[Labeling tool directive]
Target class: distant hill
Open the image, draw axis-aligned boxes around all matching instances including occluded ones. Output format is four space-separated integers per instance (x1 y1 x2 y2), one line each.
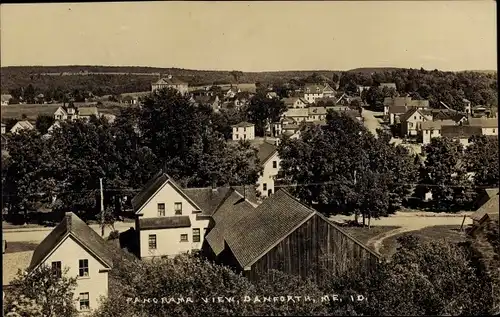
347 67 403 74
0 65 340 94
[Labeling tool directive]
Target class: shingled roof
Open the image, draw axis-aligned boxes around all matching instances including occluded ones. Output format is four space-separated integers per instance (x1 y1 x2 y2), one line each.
232 121 254 128
466 118 498 129
205 189 256 256
256 141 278 166
441 125 483 138
153 76 187 85
421 120 457 130
28 212 113 272
470 190 499 221
139 216 191 230
183 187 233 216
223 189 315 268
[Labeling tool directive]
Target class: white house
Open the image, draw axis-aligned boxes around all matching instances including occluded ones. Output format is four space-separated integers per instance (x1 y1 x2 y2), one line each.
10 120 34 134
303 83 335 104
308 107 328 122
131 172 260 259
399 108 433 137
284 108 309 123
1 94 12 106
47 121 62 134
151 75 189 95
54 105 99 121
224 87 241 99
282 97 308 109
255 141 281 197
28 212 113 314
231 122 255 141
466 118 498 136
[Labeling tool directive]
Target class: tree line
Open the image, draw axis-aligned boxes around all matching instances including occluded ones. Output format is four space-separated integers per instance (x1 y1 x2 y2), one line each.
277 111 498 223
340 68 497 111
2 88 272 224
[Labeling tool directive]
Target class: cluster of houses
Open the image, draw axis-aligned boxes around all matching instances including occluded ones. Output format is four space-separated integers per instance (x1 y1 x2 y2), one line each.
384 96 498 146
6 168 498 314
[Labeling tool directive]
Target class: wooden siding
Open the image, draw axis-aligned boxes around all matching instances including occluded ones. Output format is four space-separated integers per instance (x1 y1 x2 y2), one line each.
244 214 380 282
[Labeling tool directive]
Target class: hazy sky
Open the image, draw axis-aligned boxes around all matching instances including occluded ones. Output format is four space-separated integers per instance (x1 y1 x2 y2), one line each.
1 1 497 71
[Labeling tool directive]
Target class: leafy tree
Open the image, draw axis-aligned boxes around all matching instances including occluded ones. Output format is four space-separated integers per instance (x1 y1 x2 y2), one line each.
277 112 417 224
4 294 44 317
464 135 499 187
325 236 495 316
3 118 18 132
7 265 78 317
35 115 55 135
93 253 257 317
253 270 328 316
139 88 258 187
247 93 286 136
3 130 53 221
417 137 476 211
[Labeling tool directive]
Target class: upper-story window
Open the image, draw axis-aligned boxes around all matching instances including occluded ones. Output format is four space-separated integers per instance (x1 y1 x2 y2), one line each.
272 161 277 168
174 202 182 215
78 259 89 277
157 203 165 216
51 261 62 278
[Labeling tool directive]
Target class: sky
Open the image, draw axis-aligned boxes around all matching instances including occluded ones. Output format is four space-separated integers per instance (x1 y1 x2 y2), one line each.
0 1 497 72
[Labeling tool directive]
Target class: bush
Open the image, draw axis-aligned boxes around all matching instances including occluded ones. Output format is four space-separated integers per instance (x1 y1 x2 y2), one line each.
108 230 120 240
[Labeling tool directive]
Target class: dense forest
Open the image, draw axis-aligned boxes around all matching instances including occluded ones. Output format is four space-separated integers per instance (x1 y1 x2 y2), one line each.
0 66 338 95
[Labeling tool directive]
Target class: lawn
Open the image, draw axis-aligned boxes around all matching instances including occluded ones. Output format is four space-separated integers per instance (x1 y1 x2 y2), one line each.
1 102 125 121
379 225 466 258
342 226 400 245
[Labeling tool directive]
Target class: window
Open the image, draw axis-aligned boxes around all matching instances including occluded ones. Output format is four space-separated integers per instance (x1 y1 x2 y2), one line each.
180 234 188 242
193 228 201 242
493 129 496 133
51 261 62 278
157 203 165 216
263 183 267 191
425 130 429 134
79 293 90 311
414 116 416 120
244 127 246 132
174 202 182 215
272 161 277 169
244 134 247 139
78 259 89 277
148 234 157 250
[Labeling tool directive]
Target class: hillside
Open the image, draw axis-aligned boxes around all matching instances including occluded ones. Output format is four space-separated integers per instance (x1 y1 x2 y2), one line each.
347 67 403 74
0 66 340 94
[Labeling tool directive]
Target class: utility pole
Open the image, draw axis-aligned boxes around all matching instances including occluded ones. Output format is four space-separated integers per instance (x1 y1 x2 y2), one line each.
353 170 358 224
100 178 104 237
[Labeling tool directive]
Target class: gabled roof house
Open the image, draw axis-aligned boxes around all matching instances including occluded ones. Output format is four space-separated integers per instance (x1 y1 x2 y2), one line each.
28 212 112 313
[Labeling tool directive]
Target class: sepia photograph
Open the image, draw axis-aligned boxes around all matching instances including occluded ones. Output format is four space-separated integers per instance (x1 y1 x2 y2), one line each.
1 1 498 316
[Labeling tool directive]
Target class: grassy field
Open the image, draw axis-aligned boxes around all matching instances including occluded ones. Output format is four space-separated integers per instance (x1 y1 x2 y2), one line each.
379 225 466 257
1 102 125 121
342 226 400 245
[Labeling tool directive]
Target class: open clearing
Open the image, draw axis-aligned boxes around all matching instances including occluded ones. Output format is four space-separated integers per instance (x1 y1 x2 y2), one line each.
379 225 466 257
342 226 400 246
1 102 125 121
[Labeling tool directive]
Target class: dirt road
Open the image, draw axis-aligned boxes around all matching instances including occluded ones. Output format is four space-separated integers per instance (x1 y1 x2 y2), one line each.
331 211 472 253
